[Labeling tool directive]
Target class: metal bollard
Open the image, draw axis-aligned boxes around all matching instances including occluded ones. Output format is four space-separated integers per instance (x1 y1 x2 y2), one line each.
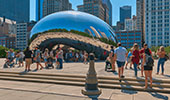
82 53 101 96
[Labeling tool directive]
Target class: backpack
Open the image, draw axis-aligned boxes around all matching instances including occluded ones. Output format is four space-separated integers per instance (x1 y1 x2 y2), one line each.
145 54 154 67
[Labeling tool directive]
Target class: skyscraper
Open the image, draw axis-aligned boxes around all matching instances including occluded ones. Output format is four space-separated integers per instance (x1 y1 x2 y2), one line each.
43 0 72 17
136 0 145 44
102 0 112 26
36 0 44 21
145 0 170 47
77 0 112 25
0 0 30 23
120 6 131 23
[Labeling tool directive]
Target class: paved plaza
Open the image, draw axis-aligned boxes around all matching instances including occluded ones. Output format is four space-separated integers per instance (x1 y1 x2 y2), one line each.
0 58 170 100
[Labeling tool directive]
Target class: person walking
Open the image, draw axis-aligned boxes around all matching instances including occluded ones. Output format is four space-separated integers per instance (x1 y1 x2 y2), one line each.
110 46 116 72
125 48 133 69
114 43 128 82
18 50 25 67
24 47 32 72
57 48 63 69
43 48 49 67
142 48 154 89
139 43 151 77
34 47 43 70
157 46 166 75
132 43 140 77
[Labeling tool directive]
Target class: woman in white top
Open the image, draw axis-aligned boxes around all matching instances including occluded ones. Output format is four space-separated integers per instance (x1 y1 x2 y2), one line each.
43 48 49 67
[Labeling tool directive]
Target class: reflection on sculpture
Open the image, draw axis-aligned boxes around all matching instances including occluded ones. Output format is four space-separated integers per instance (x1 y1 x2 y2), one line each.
30 11 117 42
29 11 117 57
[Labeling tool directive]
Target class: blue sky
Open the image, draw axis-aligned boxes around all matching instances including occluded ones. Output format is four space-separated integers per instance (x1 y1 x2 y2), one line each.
30 0 136 25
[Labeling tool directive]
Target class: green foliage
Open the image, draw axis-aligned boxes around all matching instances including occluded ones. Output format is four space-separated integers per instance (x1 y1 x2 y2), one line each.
0 46 9 58
29 29 116 46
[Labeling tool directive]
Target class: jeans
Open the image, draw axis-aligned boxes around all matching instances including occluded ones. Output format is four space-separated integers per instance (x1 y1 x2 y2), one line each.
58 58 63 69
157 58 165 73
134 63 138 76
16 58 19 64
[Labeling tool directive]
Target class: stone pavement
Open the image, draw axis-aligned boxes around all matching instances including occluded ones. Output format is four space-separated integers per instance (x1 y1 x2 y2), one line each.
0 58 170 100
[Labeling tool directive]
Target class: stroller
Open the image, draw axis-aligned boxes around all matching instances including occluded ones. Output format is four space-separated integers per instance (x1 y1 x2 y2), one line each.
3 57 15 68
105 60 112 71
46 57 54 69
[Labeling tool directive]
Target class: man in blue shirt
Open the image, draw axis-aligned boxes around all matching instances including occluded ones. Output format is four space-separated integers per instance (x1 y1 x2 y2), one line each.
114 43 128 82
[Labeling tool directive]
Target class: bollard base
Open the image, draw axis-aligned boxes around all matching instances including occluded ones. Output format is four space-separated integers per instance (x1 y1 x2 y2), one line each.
81 89 102 96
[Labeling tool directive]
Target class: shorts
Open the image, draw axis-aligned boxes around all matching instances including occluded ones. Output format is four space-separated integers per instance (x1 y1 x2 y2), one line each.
116 61 125 68
36 58 41 63
127 58 131 63
44 58 47 62
109 57 114 64
19 58 23 63
144 66 153 71
25 58 32 65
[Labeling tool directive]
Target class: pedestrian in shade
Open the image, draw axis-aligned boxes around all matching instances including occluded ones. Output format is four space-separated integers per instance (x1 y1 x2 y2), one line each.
24 47 32 72
34 47 43 70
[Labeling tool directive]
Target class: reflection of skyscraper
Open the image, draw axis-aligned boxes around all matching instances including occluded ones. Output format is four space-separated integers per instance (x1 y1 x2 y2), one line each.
120 6 131 23
36 0 44 21
0 0 30 23
43 0 72 17
77 0 112 25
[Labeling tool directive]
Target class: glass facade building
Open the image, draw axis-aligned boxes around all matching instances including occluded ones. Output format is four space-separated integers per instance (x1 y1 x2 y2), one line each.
115 30 142 48
145 0 170 47
120 6 131 23
0 0 30 23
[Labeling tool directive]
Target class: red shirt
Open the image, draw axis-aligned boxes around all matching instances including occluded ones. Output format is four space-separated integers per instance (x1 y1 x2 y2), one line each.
132 50 140 64
140 48 152 58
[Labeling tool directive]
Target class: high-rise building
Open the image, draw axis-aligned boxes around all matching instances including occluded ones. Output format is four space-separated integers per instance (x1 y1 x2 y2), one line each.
36 0 44 21
16 21 36 50
102 0 112 26
0 0 30 23
145 0 170 47
136 0 145 44
120 6 131 23
125 15 138 31
0 17 16 35
77 0 109 25
43 0 72 17
115 30 142 48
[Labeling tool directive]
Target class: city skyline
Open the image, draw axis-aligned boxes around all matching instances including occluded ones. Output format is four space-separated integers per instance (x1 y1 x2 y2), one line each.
30 0 136 25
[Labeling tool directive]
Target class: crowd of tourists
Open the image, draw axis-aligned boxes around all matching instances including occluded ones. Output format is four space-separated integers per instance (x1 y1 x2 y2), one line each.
4 42 170 89
4 47 89 71
105 43 170 89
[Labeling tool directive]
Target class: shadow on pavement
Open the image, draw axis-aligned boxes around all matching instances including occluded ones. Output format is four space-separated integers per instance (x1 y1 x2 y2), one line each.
120 80 138 95
0 87 108 100
148 92 169 100
164 74 170 78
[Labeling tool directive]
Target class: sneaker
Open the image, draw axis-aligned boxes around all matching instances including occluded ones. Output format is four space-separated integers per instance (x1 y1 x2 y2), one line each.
121 75 125 78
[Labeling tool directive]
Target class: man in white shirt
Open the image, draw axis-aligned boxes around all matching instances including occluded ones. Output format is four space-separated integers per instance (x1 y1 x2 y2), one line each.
114 43 128 82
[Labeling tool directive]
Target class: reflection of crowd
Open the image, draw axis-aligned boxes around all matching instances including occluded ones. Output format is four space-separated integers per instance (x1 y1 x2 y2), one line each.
64 50 88 64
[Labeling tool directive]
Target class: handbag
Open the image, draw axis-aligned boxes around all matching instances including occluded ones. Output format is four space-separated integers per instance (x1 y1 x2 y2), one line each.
165 54 169 61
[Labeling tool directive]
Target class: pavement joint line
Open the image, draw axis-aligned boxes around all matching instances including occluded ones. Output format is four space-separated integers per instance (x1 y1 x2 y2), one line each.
0 77 170 94
1 74 170 89
1 71 170 83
